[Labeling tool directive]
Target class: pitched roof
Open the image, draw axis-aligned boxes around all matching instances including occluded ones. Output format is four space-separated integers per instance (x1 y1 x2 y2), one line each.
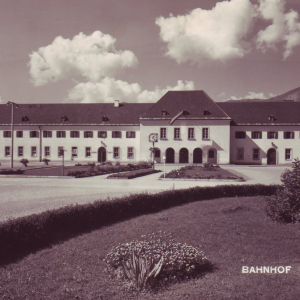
140 91 230 120
217 101 300 125
0 103 153 126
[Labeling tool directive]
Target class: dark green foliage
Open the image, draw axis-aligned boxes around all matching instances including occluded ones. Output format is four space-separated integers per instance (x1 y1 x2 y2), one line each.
266 159 300 223
20 158 29 167
107 169 160 179
0 184 278 266
0 169 24 175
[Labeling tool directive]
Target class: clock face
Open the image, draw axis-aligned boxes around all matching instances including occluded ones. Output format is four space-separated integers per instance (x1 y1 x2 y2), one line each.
149 133 158 142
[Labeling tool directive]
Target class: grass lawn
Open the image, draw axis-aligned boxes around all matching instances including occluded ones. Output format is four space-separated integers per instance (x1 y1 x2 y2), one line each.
162 165 243 180
107 168 161 179
0 196 299 300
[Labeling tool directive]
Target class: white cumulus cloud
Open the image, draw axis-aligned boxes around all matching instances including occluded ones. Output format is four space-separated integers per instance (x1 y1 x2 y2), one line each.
29 31 138 86
228 91 276 100
66 78 194 103
256 0 300 59
155 0 255 64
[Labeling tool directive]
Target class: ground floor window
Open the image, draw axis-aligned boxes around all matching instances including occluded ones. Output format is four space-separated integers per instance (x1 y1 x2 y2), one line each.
58 147 64 157
127 147 134 159
86 147 91 157
113 147 120 158
285 149 292 160
18 146 23 157
72 147 78 158
31 146 37 157
44 146 50 157
253 148 259 160
5 146 10 157
237 148 244 160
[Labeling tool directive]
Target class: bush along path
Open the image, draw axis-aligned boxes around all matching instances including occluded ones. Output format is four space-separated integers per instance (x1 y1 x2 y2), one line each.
107 168 161 179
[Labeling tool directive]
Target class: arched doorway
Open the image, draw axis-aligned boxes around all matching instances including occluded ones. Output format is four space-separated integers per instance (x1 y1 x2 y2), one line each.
193 148 202 163
154 148 161 163
98 147 106 163
166 148 175 163
267 148 276 165
179 148 189 163
207 148 217 164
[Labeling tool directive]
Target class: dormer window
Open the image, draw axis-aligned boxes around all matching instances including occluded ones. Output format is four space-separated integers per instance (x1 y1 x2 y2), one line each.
102 115 109 121
22 116 29 122
203 109 210 116
161 110 168 116
268 115 276 121
61 115 68 122
182 110 189 116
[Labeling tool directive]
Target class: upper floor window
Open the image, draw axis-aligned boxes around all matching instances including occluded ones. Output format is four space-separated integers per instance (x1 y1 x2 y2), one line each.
126 131 136 138
202 128 209 139
30 131 39 138
188 128 194 139
98 131 107 138
235 131 246 139
112 131 122 138
174 128 180 139
3 131 11 138
84 131 93 138
284 132 294 139
43 131 52 138
16 131 23 138
70 131 80 138
251 131 262 139
267 132 278 139
56 131 66 138
160 128 167 139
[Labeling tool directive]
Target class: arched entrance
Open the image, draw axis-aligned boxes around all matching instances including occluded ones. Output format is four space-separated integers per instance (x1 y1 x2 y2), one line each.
267 148 276 165
207 148 217 164
154 148 161 163
193 148 202 163
98 147 106 163
179 148 189 163
166 148 175 163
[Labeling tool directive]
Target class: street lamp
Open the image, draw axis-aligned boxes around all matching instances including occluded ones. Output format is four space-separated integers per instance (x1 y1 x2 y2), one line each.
163 155 166 178
6 101 19 168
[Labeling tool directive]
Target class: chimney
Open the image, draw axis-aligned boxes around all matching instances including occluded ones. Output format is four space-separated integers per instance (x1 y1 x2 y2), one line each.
114 100 120 107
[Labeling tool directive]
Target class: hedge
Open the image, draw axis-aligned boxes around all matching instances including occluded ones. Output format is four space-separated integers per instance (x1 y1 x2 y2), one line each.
107 169 160 179
0 184 280 266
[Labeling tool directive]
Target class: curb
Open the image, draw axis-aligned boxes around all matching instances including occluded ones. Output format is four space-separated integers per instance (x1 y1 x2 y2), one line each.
0 175 73 179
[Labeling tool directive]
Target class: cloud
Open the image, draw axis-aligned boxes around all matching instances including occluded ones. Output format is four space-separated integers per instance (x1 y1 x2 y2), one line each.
155 0 255 64
0 96 2 104
228 91 276 100
66 78 194 103
256 0 300 59
29 31 138 86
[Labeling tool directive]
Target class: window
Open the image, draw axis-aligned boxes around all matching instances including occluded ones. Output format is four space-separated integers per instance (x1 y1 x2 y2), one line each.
70 131 80 138
44 146 50 157
251 131 262 139
5 146 10 157
267 132 278 139
235 131 246 139
284 132 294 139
174 128 180 139
18 146 23 157
43 131 52 138
253 148 260 160
16 131 23 138
56 131 66 138
98 131 107 138
58 147 64 157
112 131 122 138
128 147 134 159
285 149 292 160
126 131 136 138
188 128 194 139
85 147 91 157
31 146 37 157
202 128 209 139
113 147 120 158
71 147 78 158
237 148 244 160
160 128 167 139
30 131 39 138
84 131 93 138
3 131 11 138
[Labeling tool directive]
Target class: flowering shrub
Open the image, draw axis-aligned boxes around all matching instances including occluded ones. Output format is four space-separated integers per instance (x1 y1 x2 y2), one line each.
266 159 300 223
104 232 210 289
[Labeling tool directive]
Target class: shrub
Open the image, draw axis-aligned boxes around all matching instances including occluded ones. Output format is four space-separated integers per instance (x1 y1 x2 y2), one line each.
42 158 50 165
104 232 209 289
20 158 29 167
115 161 121 167
266 159 300 223
107 169 160 179
0 169 24 175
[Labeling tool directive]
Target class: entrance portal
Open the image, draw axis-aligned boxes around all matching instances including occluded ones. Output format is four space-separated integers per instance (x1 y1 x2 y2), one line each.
207 148 217 164
179 148 189 163
193 148 202 163
98 147 106 163
166 148 175 163
267 148 276 165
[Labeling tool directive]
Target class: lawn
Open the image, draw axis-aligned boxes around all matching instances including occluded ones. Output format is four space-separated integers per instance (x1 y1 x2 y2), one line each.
161 164 244 180
0 196 299 299
107 168 161 179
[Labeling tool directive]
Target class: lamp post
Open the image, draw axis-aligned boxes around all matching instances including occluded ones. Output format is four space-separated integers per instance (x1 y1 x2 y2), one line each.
6 101 19 168
163 155 166 178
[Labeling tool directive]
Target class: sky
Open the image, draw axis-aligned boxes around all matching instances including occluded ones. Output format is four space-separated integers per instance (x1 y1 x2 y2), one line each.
0 0 300 104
